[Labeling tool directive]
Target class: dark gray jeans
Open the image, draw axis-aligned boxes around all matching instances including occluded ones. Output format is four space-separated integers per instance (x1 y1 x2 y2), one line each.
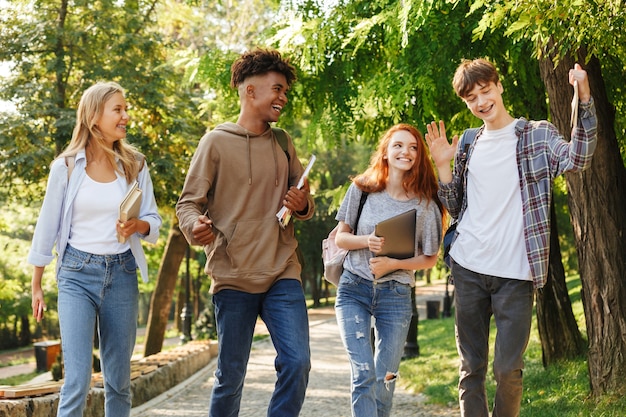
451 259 534 417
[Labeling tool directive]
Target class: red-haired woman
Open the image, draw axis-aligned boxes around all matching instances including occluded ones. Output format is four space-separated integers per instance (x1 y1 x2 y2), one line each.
334 123 445 417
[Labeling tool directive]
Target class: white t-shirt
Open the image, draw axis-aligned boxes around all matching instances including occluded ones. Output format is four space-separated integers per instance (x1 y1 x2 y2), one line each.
450 120 531 281
69 174 130 255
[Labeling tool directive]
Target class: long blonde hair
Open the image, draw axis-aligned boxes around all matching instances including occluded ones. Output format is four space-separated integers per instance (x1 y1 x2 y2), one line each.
59 81 142 183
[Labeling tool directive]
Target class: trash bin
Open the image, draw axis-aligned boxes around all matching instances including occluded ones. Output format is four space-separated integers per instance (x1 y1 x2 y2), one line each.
426 300 441 319
34 340 61 372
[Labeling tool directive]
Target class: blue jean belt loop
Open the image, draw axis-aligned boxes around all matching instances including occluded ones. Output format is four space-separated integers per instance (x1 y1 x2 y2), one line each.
66 245 131 264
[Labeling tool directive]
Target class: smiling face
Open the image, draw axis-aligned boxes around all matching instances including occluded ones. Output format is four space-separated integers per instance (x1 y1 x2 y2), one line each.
461 81 510 130
385 129 418 174
96 92 129 146
245 71 289 124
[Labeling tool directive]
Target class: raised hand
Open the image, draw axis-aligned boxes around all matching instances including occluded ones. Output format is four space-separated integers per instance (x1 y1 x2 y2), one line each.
569 63 591 104
425 120 458 183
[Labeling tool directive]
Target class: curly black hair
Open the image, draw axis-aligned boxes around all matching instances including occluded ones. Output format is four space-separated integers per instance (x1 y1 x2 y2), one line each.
230 48 297 88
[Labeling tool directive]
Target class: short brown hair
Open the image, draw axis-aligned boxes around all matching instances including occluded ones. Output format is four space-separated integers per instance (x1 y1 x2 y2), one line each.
230 48 297 88
452 58 500 98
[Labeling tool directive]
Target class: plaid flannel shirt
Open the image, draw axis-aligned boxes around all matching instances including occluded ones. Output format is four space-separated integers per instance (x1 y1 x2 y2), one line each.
439 99 597 289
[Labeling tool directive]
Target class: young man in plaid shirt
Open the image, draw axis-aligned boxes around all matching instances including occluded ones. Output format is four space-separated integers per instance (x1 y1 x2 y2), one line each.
426 58 597 417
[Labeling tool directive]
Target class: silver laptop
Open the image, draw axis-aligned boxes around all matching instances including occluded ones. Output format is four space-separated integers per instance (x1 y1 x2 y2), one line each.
374 209 416 259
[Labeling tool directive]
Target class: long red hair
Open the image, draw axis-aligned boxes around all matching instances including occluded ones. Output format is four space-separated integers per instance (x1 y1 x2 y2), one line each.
353 123 447 224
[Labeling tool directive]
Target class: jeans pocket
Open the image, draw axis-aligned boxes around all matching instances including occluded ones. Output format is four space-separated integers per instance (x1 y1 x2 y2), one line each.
393 283 411 297
340 271 361 287
60 252 86 272
122 256 138 274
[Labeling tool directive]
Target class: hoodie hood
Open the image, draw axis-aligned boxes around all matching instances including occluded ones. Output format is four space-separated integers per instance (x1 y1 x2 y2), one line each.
213 122 281 186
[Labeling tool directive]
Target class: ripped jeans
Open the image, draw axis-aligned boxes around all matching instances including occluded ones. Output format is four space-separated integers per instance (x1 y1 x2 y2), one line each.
335 270 413 417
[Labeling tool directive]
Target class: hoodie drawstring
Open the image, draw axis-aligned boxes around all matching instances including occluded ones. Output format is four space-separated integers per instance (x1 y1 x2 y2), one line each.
245 129 280 187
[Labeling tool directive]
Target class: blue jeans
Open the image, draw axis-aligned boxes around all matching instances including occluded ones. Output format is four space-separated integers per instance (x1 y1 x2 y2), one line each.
335 271 413 417
452 260 534 417
209 279 310 417
56 245 139 417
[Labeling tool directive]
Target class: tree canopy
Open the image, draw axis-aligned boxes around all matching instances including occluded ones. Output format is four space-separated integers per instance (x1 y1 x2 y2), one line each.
0 0 205 207
2 0 626 399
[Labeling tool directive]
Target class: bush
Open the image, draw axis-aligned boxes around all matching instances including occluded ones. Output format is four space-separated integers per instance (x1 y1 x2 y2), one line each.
194 301 216 340
51 352 63 381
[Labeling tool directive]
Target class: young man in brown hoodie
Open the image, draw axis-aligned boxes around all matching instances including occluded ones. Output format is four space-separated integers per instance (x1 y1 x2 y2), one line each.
176 48 314 417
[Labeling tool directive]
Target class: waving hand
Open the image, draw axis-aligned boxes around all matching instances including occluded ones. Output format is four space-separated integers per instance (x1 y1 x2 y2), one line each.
425 120 458 184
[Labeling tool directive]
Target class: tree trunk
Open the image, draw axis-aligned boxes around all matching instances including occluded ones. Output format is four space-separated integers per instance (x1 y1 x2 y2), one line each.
19 315 31 347
143 218 187 356
307 263 321 308
535 199 585 367
539 45 626 396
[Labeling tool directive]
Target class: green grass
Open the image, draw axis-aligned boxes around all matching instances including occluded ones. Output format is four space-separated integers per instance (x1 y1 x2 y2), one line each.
253 334 270 343
400 276 626 416
399 313 459 407
0 348 33 368
0 371 39 386
134 326 180 347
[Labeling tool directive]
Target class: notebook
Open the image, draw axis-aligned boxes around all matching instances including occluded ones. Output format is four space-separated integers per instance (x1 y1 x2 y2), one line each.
374 209 416 259
118 181 142 243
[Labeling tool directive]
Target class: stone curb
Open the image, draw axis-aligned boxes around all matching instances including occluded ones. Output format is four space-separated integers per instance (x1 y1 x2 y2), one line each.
0 340 218 417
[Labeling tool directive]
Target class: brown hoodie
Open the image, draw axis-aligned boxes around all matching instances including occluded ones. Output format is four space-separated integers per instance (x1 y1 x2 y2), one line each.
176 122 314 294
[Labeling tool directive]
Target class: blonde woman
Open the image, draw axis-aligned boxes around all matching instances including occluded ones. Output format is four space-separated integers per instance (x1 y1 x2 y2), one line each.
28 82 161 417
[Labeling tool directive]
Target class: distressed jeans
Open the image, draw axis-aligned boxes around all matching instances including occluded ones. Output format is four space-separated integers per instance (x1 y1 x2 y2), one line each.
452 259 534 417
209 279 310 417
57 245 138 417
335 270 413 417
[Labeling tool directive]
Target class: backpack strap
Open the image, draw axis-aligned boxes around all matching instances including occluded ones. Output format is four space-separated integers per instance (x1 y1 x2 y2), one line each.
457 127 481 172
443 127 481 268
272 127 291 163
272 127 294 189
272 128 303 264
354 191 368 232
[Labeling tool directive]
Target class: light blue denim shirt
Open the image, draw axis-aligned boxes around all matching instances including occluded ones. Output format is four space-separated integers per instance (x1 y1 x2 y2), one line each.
27 149 162 282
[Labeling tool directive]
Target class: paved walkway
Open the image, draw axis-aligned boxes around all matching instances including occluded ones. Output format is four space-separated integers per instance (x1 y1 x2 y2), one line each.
131 283 460 417
0 282 460 416
0 358 36 380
